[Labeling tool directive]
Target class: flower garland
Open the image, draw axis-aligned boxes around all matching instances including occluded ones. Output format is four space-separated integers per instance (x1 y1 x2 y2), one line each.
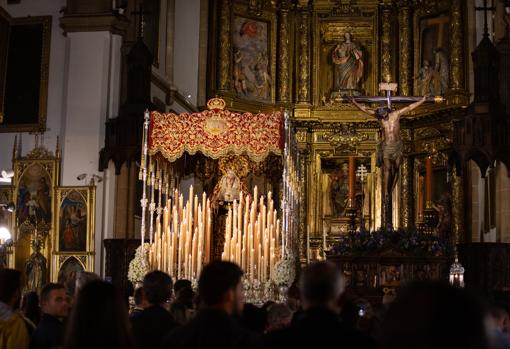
128 243 151 285
330 229 448 257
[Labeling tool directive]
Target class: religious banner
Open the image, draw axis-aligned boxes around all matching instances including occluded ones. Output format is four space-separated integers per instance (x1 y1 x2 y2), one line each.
148 98 283 163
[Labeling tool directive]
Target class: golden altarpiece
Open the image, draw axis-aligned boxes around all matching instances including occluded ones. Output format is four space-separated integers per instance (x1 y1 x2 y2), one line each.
207 0 469 288
0 137 96 293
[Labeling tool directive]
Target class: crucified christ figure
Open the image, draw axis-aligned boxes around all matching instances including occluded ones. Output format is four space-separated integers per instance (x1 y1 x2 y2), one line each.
350 95 428 227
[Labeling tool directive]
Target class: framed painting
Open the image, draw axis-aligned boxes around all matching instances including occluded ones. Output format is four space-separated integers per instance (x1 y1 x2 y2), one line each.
1 16 51 132
413 11 451 96
231 12 275 103
57 256 85 291
0 7 11 122
55 187 95 253
16 163 53 225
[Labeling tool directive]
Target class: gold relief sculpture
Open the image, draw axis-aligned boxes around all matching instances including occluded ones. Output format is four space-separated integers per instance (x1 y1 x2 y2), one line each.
380 5 392 82
398 5 411 96
218 0 232 91
449 0 464 91
400 156 414 229
297 8 311 103
277 1 290 102
451 165 464 245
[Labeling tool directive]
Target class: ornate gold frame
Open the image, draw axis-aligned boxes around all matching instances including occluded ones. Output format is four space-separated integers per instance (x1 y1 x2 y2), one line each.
0 15 51 133
51 186 95 281
0 185 14 267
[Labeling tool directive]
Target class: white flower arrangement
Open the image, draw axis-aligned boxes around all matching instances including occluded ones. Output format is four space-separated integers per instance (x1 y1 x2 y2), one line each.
127 243 150 285
273 257 296 287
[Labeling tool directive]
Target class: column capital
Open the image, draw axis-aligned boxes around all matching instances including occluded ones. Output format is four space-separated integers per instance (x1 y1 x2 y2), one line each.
60 13 129 36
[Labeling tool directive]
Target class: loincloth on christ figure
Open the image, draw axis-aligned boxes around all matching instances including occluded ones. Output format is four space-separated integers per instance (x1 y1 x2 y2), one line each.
381 140 403 162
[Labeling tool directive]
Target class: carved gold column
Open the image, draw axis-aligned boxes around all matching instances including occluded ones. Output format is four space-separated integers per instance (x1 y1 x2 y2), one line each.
449 0 464 91
297 7 311 103
451 165 464 246
400 156 414 229
380 3 392 83
398 3 412 95
277 1 290 103
217 0 231 92
298 148 309 263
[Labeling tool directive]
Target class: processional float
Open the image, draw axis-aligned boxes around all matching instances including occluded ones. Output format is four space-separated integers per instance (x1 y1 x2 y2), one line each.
134 98 300 301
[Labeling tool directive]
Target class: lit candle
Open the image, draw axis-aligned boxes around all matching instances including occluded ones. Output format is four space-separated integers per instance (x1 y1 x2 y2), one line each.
425 156 433 208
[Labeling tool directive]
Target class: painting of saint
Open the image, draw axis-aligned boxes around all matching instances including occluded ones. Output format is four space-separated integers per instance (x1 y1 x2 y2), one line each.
16 164 52 223
232 16 272 101
332 32 364 92
59 191 87 252
57 257 84 295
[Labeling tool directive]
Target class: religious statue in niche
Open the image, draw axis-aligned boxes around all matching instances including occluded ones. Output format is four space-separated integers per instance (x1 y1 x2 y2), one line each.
432 193 452 246
329 163 349 216
25 238 47 293
331 32 364 95
415 60 434 96
232 17 272 101
432 48 449 95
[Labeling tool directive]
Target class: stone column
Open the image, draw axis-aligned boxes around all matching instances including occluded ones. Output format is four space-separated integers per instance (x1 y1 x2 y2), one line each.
60 7 127 274
452 165 464 246
277 1 290 103
297 8 311 103
449 0 465 91
400 156 414 229
398 4 412 95
217 0 231 92
380 4 392 82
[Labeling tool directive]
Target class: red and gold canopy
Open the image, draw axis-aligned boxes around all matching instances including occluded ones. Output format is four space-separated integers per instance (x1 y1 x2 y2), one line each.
148 98 283 163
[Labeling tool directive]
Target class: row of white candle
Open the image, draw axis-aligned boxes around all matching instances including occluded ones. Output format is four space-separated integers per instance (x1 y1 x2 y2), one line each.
221 186 281 283
148 185 212 281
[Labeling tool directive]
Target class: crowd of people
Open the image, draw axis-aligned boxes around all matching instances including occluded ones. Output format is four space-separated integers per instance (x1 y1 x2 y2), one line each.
1 260 509 349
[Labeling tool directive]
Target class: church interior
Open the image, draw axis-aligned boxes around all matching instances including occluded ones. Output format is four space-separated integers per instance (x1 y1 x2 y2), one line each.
1 0 510 341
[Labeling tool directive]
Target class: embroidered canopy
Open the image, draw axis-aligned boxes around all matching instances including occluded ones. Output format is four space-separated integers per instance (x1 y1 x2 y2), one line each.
148 98 283 163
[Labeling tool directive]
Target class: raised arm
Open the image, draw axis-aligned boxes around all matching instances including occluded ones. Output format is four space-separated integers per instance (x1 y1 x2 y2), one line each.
349 97 375 116
397 95 427 116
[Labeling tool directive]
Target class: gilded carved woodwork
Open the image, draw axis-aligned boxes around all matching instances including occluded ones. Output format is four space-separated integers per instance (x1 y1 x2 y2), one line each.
380 4 392 82
218 0 232 92
297 8 311 103
451 165 464 245
398 4 412 96
400 156 414 229
277 1 290 103
449 0 464 91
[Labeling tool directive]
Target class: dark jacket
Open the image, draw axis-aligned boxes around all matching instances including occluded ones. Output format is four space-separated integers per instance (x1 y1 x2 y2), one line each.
260 306 375 349
162 308 255 349
131 305 179 349
30 313 65 349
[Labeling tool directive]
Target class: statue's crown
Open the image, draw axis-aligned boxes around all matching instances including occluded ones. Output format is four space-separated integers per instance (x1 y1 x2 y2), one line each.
207 98 226 110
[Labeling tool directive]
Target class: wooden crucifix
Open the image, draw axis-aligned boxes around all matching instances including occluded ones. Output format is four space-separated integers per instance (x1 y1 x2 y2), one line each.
345 82 443 228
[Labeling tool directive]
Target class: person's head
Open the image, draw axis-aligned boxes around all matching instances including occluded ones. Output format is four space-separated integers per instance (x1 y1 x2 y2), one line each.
0 269 21 308
40 283 69 318
378 281 489 349
198 261 244 315
176 286 195 309
344 32 352 41
133 287 148 309
74 272 100 297
64 281 134 349
143 270 173 306
174 279 192 294
299 261 345 311
21 291 40 324
423 59 431 68
266 303 292 332
489 302 510 333
240 303 267 334
375 107 391 120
